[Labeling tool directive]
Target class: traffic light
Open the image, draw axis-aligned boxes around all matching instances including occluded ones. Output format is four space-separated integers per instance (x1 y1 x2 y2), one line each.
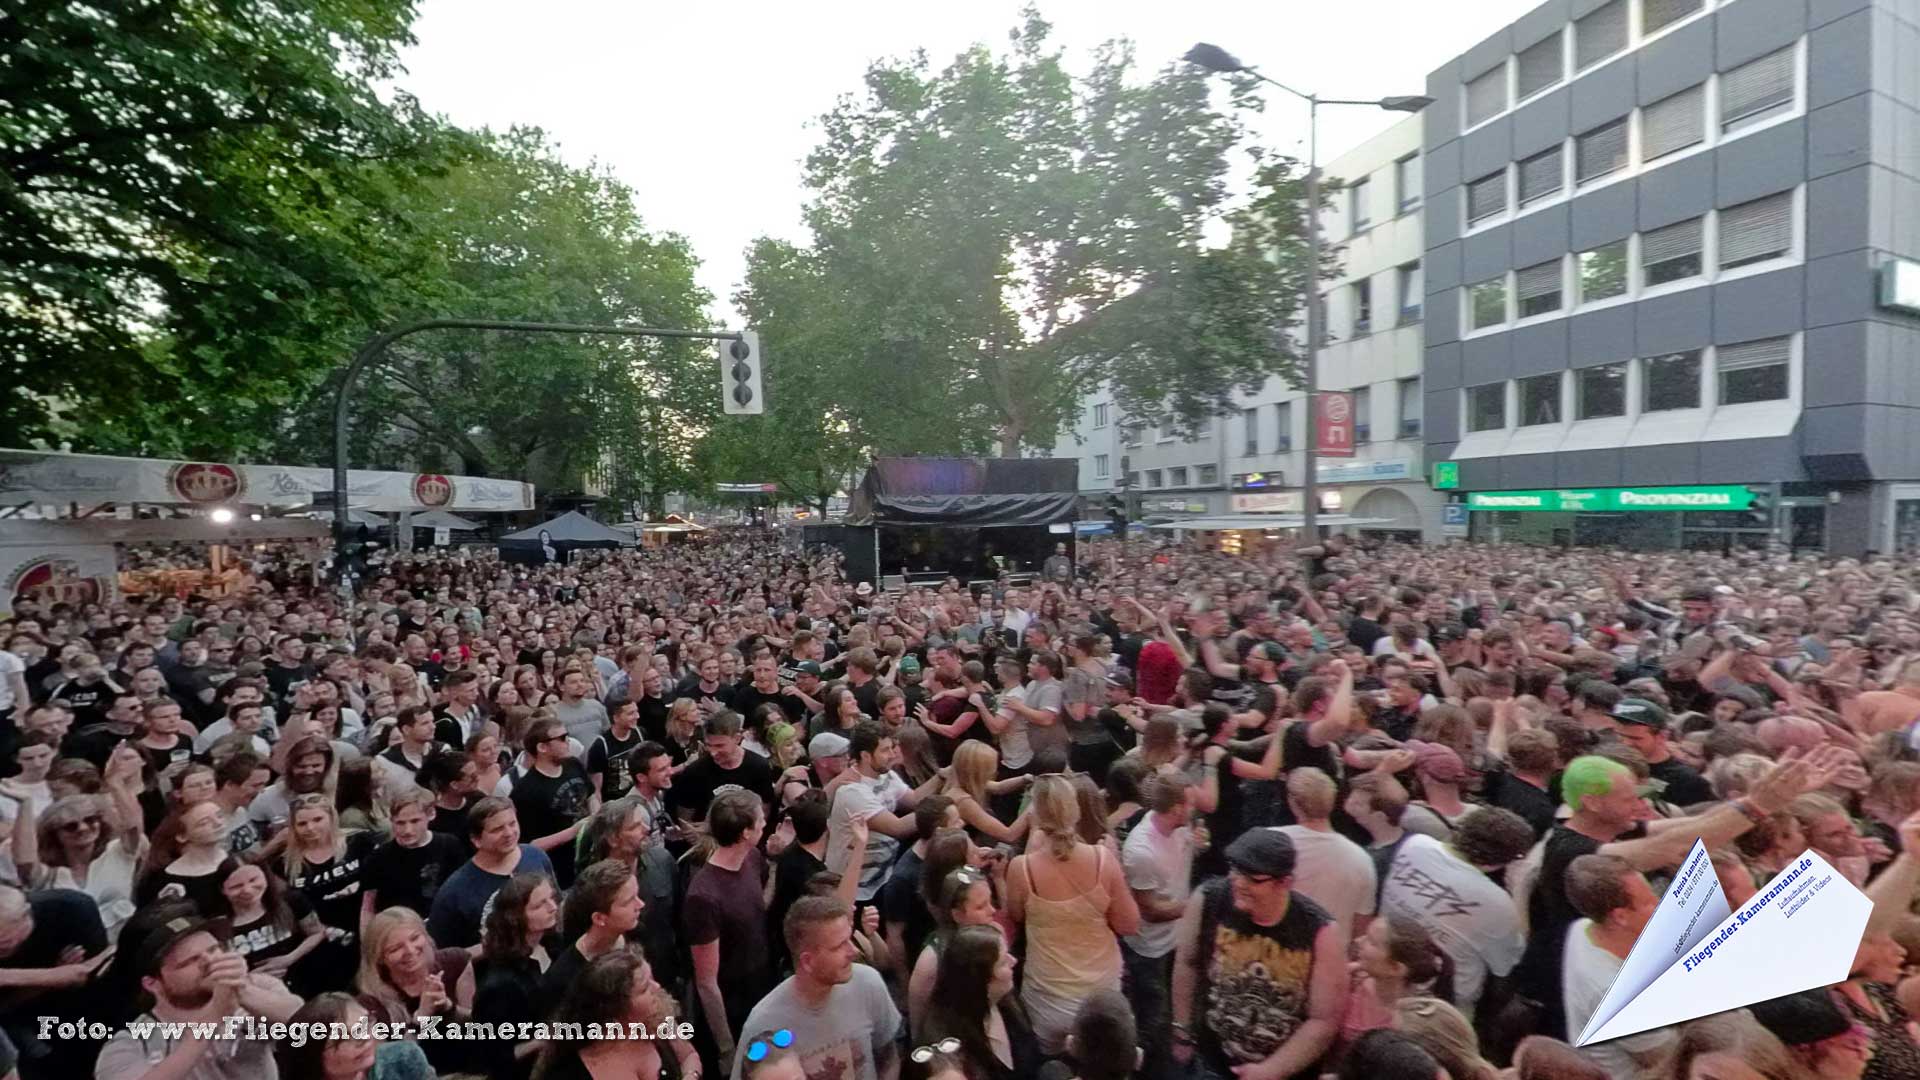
1105 494 1128 535
1744 486 1773 529
721 330 763 415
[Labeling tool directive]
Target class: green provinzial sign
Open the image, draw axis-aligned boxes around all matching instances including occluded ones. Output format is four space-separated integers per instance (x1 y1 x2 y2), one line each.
1432 462 1459 490
1466 485 1756 512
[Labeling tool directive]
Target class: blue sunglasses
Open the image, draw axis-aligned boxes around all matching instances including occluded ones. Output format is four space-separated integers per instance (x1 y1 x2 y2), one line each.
745 1029 794 1062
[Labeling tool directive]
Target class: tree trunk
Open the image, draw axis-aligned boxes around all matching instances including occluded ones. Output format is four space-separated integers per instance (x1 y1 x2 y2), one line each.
997 424 1026 458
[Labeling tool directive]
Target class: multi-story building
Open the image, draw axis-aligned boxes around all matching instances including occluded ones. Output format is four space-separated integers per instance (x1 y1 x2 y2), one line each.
1048 115 1448 541
1420 0 1920 554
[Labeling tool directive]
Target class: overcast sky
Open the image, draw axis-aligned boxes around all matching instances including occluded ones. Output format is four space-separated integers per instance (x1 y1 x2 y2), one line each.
398 0 1541 321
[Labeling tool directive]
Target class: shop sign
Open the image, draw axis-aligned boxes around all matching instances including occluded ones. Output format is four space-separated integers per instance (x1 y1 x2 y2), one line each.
1880 258 1920 316
1141 498 1208 513
1466 485 1757 513
1432 461 1460 490
1231 492 1303 513
1316 459 1410 484
1316 393 1355 457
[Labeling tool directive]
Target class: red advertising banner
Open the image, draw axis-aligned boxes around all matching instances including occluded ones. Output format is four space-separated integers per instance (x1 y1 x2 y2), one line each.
1316 392 1356 457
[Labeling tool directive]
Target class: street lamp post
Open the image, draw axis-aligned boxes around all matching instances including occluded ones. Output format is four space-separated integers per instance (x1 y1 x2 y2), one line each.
1183 44 1431 539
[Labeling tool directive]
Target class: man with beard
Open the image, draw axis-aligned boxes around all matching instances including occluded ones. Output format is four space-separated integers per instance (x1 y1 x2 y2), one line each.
245 736 334 847
95 905 303 1080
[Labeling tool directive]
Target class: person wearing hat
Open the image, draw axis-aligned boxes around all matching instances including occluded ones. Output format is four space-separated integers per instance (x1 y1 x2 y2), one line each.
1172 829 1347 1079
95 903 303 1080
1609 697 1714 805
803 731 851 789
1560 853 1674 1076
1746 990 1873 1079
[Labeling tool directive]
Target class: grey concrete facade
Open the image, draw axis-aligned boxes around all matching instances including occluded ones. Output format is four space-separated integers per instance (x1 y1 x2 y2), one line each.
1421 0 1920 553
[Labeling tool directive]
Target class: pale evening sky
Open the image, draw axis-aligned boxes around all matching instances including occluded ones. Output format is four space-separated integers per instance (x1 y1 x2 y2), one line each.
397 0 1544 322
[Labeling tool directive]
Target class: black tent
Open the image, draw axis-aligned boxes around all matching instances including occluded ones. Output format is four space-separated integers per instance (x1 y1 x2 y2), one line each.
497 510 633 566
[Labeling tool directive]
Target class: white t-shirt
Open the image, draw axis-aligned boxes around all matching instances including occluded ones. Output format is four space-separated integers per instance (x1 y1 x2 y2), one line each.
997 685 1033 769
1122 814 1193 957
1275 825 1375 940
0 650 23 712
1380 834 1525 1015
1563 919 1675 1075
827 771 912 901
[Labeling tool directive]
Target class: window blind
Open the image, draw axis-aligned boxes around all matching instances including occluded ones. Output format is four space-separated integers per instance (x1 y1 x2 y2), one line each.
1519 146 1564 204
1642 85 1704 161
1517 35 1563 99
1722 48 1794 129
1517 262 1561 300
1466 66 1506 126
1467 173 1506 223
1717 336 1791 372
1720 191 1792 267
1576 0 1628 70
1642 217 1703 264
1643 0 1703 36
1577 119 1628 182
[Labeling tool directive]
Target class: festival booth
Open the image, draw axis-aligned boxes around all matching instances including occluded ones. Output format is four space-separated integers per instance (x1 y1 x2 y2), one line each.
615 514 708 548
843 457 1080 587
497 511 635 566
0 448 534 613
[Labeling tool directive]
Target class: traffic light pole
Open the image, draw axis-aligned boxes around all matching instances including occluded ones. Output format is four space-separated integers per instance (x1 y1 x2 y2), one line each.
332 318 744 604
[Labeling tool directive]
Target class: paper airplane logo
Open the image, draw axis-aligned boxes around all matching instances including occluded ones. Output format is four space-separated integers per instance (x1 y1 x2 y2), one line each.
1575 840 1870 1047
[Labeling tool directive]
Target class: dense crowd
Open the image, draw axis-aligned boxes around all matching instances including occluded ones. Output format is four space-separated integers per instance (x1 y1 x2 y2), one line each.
4 530 1920 1080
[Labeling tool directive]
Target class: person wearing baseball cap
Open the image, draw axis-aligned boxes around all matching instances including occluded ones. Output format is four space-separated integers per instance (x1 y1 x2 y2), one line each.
96 903 302 1080
1609 697 1714 805
806 730 851 788
1173 828 1346 1078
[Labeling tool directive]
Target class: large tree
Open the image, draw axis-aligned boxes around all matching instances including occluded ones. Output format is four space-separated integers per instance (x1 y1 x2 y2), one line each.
273 128 715 511
0 0 464 454
796 10 1309 455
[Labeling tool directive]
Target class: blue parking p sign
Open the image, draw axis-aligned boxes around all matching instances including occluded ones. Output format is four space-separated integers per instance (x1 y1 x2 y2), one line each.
1443 504 1468 526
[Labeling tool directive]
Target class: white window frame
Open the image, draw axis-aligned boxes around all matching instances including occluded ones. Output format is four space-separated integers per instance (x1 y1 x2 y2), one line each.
1461 59 1511 134
1641 349 1705 413
1091 402 1109 428
1514 257 1568 325
1168 466 1190 488
1197 464 1219 487
1464 274 1512 337
1714 334 1799 409
1463 167 1512 233
1396 154 1422 213
1640 0 1710 46
1639 214 1710 299
1516 371 1567 428
1575 236 1636 311
1464 382 1510 433
1514 28 1567 105
1093 454 1110 479
1575 0 1631 74
1350 177 1372 234
1574 361 1631 421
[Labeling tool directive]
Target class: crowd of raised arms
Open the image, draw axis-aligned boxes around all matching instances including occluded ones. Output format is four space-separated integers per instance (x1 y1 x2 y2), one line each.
11 533 1920 1080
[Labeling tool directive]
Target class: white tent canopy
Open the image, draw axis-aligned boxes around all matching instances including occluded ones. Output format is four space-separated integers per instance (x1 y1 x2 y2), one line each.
1147 514 1396 531
404 509 485 531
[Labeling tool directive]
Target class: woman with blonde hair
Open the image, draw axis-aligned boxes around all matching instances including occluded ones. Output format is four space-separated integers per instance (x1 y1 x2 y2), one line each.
9 741 146 942
1662 1011 1814 1080
663 697 700 767
357 906 472 1074
1392 996 1498 1080
942 741 1030 845
1004 775 1140 1054
284 791 378 992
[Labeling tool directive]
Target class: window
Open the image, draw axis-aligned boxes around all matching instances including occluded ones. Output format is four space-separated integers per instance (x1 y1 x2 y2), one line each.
1398 377 1422 437
1720 190 1793 268
1469 277 1508 329
1642 84 1705 162
1517 260 1563 318
1353 279 1373 333
1516 33 1564 100
1718 336 1791 404
1168 467 1190 487
1722 47 1795 133
1518 373 1563 426
1466 171 1506 226
1093 454 1110 479
1399 261 1423 323
1519 145 1564 206
1353 386 1371 442
1644 350 1702 411
1197 464 1219 486
1578 241 1630 303
1576 118 1629 184
1146 470 1164 489
1156 425 1174 442
1576 363 1628 419
1122 424 1142 448
1466 65 1506 127
1194 415 1214 437
1125 471 1140 489
1642 0 1703 37
1275 401 1294 449
1350 178 1371 233
1643 217 1704 285
1576 0 1628 71
1467 383 1507 432
1242 407 1259 455
1092 402 1109 428
1396 154 1422 211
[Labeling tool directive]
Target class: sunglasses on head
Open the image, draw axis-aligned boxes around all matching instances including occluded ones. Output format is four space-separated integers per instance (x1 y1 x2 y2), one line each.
745 1029 793 1062
911 1038 961 1064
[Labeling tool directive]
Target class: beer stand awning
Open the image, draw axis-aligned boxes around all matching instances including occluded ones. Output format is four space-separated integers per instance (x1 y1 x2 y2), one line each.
1146 514 1396 531
0 448 534 513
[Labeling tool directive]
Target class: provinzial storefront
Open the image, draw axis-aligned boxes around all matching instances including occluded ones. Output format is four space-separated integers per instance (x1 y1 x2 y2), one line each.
1462 484 1785 551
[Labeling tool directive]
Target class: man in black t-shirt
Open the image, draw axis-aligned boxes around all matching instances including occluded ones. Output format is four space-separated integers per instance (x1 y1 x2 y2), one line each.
727 656 803 727
1483 727 1560 839
365 789 467 917
509 717 597 887
1609 697 1715 806
668 710 775 822
587 700 645 802
264 634 311 704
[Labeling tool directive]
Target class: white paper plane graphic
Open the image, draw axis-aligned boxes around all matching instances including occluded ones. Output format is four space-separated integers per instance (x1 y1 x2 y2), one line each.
1575 840 1870 1047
